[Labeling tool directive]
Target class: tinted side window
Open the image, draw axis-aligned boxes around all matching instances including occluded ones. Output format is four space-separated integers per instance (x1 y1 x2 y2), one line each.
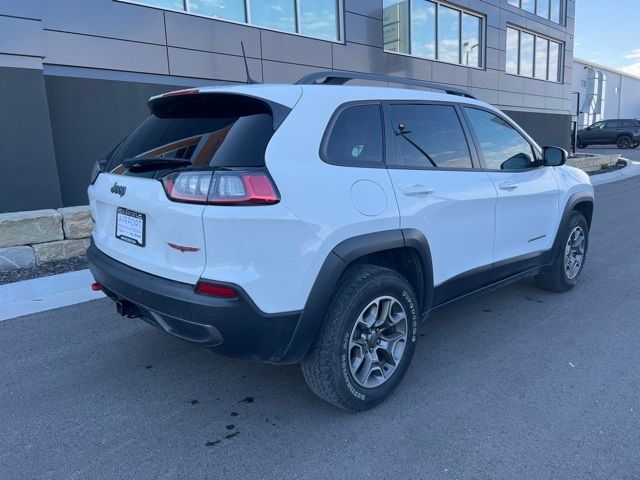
388 104 473 168
324 104 384 165
606 120 620 128
464 107 536 170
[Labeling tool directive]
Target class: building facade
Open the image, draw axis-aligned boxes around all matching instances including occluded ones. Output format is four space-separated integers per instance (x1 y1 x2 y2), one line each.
0 0 575 213
571 58 640 129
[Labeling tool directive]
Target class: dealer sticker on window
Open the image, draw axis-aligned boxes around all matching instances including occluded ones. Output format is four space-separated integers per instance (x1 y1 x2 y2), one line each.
116 207 146 247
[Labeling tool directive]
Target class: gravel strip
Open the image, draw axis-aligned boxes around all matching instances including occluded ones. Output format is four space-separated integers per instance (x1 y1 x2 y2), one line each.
0 256 88 286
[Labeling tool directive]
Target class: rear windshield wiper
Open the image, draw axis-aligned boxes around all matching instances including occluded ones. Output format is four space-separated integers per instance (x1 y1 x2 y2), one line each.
122 157 191 171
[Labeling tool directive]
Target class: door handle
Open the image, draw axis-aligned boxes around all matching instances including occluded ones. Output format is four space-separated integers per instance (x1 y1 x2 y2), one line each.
498 182 519 191
402 185 434 196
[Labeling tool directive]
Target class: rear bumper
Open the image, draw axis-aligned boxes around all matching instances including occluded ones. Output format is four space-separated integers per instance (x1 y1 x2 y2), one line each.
87 241 301 363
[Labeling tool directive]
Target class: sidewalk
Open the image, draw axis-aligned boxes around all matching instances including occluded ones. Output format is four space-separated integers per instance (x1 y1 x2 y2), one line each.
0 269 104 321
590 159 640 186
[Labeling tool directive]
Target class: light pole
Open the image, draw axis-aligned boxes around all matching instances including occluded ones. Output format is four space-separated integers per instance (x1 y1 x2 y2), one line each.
463 41 479 66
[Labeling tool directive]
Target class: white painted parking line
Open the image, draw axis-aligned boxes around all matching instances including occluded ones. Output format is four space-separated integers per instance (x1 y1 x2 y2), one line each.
0 269 104 322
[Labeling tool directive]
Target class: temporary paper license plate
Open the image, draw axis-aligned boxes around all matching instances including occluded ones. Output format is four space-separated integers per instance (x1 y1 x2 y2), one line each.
116 207 145 247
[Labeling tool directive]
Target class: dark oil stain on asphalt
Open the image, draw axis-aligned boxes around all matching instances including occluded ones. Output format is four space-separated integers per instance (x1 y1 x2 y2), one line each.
226 424 235 430
225 431 240 440
523 296 544 304
145 365 152 369
230 412 239 417
205 440 221 447
190 399 199 405
239 396 254 403
483 309 492 313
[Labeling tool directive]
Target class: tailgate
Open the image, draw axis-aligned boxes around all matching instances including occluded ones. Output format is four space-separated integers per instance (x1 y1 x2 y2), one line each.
88 172 206 285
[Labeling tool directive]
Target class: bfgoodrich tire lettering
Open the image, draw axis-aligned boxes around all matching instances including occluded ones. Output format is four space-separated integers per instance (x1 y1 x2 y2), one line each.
301 265 418 412
536 211 589 293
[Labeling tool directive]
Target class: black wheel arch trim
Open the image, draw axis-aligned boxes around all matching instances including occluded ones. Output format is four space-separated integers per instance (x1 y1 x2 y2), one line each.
548 191 594 263
280 228 433 363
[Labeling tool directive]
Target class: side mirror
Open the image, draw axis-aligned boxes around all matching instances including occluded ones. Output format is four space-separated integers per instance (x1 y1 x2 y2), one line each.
543 146 567 167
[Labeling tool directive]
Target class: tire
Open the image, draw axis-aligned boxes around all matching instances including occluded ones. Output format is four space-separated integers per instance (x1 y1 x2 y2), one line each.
536 211 589 293
617 135 632 149
301 264 419 412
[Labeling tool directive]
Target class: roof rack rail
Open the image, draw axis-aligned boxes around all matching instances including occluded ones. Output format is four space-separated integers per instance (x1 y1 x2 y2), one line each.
296 71 476 99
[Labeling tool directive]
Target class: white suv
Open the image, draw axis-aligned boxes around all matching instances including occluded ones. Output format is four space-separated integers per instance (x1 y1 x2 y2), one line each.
87 72 594 411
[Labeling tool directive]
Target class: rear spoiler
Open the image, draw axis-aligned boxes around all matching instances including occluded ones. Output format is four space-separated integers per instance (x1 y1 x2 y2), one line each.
147 90 292 130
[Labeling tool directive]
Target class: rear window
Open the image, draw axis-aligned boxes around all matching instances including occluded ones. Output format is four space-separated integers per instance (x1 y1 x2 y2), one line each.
106 94 279 176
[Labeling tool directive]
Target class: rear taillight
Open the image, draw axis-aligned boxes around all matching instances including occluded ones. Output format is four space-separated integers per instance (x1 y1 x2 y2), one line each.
195 281 237 299
161 170 279 206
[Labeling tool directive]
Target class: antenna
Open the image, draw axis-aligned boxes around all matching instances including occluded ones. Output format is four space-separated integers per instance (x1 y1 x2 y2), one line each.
241 42 258 84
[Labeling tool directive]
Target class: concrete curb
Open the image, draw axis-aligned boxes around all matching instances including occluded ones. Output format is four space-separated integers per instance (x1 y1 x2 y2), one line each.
0 269 104 322
590 159 640 186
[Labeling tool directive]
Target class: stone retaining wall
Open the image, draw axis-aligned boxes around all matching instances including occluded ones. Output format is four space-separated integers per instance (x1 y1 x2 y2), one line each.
0 207 92 272
567 154 621 172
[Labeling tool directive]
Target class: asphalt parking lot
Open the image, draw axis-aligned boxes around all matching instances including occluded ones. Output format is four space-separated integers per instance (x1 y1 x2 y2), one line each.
2 177 639 480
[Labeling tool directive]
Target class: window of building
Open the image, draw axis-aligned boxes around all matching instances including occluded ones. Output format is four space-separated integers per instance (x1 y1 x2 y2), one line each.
507 0 564 24
119 0 342 42
389 104 473 169
464 108 537 170
506 26 563 82
323 105 384 166
383 0 484 69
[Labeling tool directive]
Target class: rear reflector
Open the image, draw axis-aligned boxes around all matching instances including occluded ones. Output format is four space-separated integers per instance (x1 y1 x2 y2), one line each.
91 282 103 291
161 169 279 206
195 281 238 299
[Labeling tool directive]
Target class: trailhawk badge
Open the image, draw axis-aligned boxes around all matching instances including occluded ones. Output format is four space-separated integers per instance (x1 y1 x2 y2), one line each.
110 182 126 197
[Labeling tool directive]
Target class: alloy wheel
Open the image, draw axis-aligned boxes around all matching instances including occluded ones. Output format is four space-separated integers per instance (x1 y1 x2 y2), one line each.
348 296 408 389
564 226 586 280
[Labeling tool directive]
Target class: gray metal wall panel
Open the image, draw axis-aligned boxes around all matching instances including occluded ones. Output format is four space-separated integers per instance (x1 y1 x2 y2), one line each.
344 0 383 19
262 60 320 84
43 30 169 74
344 12 382 48
0 16 43 58
164 11 261 57
37 0 166 45
332 43 386 73
168 47 262 82
0 67 62 213
45 75 185 207
260 30 333 68
504 109 572 150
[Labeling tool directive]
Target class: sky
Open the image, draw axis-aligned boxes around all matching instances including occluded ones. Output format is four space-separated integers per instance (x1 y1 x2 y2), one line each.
574 0 640 76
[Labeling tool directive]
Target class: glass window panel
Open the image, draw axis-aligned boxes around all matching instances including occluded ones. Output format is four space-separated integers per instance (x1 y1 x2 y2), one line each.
507 0 520 6
550 0 561 23
462 13 481 67
519 31 534 77
548 41 561 82
411 0 436 58
438 5 460 64
249 0 296 33
383 0 410 54
299 0 339 41
325 105 384 165
389 105 472 169
521 0 535 13
536 0 550 19
189 0 245 21
140 0 185 10
464 108 536 170
535 36 548 80
506 28 519 74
